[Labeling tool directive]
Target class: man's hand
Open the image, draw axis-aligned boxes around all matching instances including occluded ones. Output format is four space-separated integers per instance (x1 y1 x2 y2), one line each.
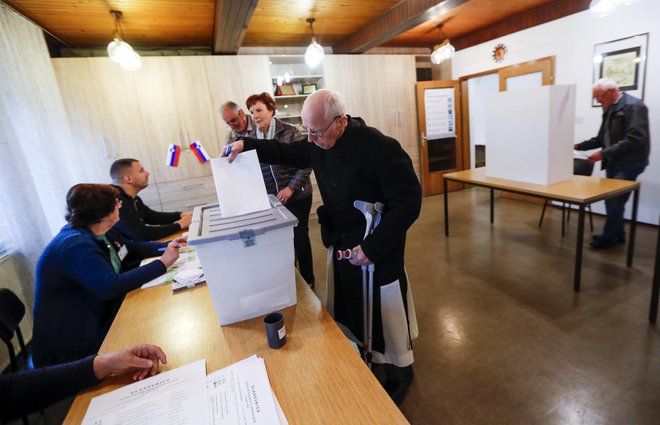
276 187 294 204
348 245 373 266
93 344 168 381
224 141 244 163
176 213 192 230
588 151 603 163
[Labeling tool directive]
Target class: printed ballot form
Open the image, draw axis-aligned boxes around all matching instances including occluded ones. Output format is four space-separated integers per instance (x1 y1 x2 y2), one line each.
82 360 209 425
207 355 287 425
210 151 271 217
82 357 287 425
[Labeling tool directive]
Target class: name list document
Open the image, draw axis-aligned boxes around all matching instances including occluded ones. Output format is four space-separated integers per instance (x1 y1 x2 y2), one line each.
211 151 271 217
207 355 287 425
82 359 209 425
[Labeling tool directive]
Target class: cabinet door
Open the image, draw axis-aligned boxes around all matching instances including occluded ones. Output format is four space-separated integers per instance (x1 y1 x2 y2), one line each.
52 58 109 183
204 55 272 149
324 55 419 178
169 57 219 174
133 57 200 185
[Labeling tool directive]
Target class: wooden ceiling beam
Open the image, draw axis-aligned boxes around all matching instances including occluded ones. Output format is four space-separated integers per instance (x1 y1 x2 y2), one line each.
333 0 468 54
213 0 259 54
452 0 591 51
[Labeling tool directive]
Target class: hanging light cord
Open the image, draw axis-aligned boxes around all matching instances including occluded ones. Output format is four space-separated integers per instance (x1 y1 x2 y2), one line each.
110 10 124 40
307 18 317 43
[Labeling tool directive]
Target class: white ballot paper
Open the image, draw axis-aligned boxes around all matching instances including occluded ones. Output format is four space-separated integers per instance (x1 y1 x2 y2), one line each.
82 359 209 425
207 355 287 425
211 151 271 217
140 247 202 289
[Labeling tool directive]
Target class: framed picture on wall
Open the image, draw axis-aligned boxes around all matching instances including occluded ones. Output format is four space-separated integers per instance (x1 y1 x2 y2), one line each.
592 33 648 107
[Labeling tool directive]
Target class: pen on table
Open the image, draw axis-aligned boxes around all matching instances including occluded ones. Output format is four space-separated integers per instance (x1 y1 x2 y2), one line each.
224 145 232 157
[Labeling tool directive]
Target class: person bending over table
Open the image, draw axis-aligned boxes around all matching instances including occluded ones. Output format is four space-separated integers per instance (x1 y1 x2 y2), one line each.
0 344 167 422
574 78 650 250
32 184 185 367
245 92 316 288
225 89 421 405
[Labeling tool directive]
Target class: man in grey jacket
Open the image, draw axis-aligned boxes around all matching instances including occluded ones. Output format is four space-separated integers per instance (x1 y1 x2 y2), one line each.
575 78 650 249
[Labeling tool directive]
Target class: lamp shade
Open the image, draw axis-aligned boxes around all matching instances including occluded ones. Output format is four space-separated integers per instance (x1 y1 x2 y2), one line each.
305 42 324 68
589 0 616 17
107 39 135 64
120 50 142 71
431 42 455 65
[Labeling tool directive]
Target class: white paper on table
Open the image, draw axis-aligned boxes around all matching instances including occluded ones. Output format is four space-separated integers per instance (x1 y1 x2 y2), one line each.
210 151 270 217
207 355 286 425
82 359 209 425
141 248 202 289
573 149 589 159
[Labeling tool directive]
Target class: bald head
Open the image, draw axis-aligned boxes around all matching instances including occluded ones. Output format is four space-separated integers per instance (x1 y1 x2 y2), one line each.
301 89 348 150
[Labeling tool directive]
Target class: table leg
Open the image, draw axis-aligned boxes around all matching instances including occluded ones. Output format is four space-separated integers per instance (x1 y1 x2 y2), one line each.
574 204 586 292
649 216 660 323
444 177 449 237
627 188 639 267
490 189 494 224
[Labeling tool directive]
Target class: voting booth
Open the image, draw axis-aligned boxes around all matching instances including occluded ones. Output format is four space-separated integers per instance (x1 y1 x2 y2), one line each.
188 196 298 325
485 84 576 185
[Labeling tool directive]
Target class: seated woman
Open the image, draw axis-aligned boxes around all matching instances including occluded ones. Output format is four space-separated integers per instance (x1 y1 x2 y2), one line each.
31 184 185 367
246 92 315 287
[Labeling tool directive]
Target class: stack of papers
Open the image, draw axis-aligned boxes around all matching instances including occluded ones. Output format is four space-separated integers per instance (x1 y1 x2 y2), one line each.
82 356 288 425
140 247 205 292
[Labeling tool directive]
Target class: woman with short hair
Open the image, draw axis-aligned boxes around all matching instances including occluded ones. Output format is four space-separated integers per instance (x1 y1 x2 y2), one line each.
31 184 185 367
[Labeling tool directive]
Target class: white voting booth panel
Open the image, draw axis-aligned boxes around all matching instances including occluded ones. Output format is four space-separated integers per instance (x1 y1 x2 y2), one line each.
188 196 298 325
486 84 575 185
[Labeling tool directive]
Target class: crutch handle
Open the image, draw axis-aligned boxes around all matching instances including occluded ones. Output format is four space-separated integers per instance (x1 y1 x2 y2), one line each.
336 249 357 260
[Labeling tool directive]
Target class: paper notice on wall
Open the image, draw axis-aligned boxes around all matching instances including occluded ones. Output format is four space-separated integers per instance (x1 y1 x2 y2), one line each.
210 151 271 217
425 88 456 139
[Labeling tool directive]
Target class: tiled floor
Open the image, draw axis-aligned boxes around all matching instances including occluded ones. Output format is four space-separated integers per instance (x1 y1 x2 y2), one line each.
309 188 659 425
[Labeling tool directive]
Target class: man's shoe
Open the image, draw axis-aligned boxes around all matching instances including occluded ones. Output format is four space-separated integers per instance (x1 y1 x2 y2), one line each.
383 366 414 405
590 236 619 250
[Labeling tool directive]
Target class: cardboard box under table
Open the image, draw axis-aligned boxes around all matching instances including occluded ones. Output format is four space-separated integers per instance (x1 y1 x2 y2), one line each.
188 197 298 325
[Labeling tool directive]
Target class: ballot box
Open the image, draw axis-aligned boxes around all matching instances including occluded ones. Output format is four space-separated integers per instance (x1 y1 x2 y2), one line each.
485 84 575 185
188 196 298 325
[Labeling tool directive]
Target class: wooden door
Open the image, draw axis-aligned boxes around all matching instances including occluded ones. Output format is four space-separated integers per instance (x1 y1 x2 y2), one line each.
415 80 463 196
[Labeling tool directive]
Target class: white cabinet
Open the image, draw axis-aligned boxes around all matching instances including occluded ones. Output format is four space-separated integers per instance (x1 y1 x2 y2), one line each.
53 55 272 212
324 55 420 178
269 55 324 126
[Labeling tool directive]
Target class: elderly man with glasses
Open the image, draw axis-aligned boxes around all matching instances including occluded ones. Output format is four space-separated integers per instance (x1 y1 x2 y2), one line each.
221 100 254 143
225 89 421 405
574 78 650 250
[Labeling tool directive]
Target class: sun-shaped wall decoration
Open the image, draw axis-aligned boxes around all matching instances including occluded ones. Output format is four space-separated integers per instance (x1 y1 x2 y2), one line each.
492 43 507 62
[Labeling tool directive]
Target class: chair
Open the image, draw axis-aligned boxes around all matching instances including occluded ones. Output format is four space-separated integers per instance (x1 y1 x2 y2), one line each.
0 288 29 372
538 158 594 236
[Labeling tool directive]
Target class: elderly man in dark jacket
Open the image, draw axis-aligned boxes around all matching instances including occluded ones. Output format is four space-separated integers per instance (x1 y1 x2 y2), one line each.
225 89 422 405
575 78 650 249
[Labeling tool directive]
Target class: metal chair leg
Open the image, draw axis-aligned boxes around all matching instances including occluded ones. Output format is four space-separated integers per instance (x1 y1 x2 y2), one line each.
539 199 549 227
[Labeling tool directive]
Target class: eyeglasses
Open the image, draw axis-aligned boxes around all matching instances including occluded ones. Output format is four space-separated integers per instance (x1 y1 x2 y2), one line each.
302 115 341 138
594 88 612 101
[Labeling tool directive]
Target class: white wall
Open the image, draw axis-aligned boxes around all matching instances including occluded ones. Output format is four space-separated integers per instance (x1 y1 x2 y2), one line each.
452 0 659 225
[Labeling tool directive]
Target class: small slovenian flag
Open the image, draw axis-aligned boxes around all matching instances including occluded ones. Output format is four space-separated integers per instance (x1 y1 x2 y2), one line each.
190 141 210 164
166 144 181 167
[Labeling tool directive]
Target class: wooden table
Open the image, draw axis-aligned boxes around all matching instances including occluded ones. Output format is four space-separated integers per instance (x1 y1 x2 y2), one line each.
64 275 409 424
443 168 641 292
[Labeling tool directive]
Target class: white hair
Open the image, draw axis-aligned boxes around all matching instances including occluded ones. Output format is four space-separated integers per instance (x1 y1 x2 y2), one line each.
303 89 346 122
594 78 619 91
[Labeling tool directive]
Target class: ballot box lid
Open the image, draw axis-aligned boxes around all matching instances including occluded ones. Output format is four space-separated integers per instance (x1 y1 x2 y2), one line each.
188 195 298 244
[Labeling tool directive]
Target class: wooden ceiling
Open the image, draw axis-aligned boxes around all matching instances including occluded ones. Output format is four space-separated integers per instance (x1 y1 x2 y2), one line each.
1 0 590 54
